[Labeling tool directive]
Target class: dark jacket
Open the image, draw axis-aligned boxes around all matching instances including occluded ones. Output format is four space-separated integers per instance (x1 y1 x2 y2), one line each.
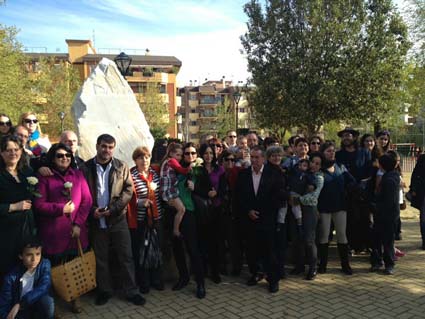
318 164 356 213
376 170 400 221
336 148 372 182
236 164 285 230
0 258 51 319
409 154 425 210
83 157 133 227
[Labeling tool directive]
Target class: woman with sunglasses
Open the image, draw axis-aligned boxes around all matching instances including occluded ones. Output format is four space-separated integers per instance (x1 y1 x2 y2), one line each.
33 143 92 313
308 136 323 154
217 149 243 276
0 136 36 285
171 143 206 299
20 112 51 157
0 113 14 139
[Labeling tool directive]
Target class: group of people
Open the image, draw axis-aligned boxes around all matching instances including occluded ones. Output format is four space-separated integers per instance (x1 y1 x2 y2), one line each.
0 111 422 319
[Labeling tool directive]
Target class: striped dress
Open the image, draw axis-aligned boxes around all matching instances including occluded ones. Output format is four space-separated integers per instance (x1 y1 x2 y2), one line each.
130 166 162 222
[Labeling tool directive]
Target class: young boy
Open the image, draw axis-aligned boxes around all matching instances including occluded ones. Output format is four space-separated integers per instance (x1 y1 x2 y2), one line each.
371 154 400 275
0 240 54 319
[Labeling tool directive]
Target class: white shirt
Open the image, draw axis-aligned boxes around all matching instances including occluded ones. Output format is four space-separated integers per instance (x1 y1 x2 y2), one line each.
20 270 36 298
251 165 264 196
96 160 113 229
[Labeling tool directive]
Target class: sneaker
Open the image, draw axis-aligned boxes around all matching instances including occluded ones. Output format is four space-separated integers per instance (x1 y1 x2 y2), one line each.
384 267 394 275
394 248 405 257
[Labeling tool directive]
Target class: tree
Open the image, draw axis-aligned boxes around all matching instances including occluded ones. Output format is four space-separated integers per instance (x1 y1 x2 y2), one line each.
241 0 411 136
136 82 169 140
0 25 32 122
216 96 235 138
30 57 81 137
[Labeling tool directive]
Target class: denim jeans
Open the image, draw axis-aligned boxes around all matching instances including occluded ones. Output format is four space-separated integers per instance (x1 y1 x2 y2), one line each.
17 295 54 319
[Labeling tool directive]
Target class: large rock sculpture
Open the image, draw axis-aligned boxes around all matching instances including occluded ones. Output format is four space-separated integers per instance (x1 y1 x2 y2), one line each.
72 58 154 166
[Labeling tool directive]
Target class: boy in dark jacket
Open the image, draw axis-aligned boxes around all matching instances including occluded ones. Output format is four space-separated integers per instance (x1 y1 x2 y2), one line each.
370 154 400 275
0 240 54 319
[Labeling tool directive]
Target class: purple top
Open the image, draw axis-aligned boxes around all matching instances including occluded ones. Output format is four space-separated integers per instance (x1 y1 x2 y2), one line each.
34 168 93 255
209 166 225 207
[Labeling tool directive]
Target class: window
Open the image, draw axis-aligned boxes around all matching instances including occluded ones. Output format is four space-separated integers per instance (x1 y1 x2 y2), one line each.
191 134 198 139
189 93 197 100
239 108 245 113
191 108 197 113
190 121 197 126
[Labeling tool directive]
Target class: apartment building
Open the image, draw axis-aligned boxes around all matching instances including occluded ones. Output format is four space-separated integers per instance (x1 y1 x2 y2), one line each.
179 80 250 144
26 39 182 138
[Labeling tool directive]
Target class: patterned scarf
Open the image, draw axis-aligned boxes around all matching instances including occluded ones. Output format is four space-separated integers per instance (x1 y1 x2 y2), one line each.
28 130 43 157
137 170 160 226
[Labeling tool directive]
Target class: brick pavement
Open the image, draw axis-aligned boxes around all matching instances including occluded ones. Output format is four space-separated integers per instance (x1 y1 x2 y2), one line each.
58 213 425 319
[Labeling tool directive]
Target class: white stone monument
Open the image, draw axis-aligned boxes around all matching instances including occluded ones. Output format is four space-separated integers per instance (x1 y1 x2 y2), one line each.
71 58 154 166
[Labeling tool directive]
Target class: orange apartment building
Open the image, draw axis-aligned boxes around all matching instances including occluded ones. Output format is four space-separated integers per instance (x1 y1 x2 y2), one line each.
26 39 182 138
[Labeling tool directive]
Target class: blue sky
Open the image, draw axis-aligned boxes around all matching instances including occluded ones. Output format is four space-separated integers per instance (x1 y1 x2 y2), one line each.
0 0 409 86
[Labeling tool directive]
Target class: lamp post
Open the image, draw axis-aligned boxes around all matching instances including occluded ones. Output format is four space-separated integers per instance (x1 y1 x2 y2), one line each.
114 52 132 77
58 111 66 133
233 90 242 132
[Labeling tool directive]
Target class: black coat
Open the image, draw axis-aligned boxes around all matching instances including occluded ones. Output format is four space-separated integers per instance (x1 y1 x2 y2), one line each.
410 154 425 210
376 170 400 221
236 164 285 230
0 168 36 274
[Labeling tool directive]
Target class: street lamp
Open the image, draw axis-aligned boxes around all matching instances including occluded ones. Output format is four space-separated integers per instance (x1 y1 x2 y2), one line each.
114 52 132 77
58 111 66 133
233 90 242 132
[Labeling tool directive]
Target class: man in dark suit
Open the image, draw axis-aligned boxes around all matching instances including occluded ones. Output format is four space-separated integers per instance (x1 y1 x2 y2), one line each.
236 146 284 293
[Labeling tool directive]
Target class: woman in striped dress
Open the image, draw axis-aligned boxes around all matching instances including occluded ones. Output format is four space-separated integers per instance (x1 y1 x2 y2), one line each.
127 146 163 294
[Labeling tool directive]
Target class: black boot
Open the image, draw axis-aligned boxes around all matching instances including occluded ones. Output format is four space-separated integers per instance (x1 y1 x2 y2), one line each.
196 281 206 299
318 244 328 274
139 270 150 294
305 266 317 280
338 243 353 275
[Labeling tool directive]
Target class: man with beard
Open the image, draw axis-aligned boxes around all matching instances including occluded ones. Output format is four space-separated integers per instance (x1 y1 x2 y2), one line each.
336 128 373 253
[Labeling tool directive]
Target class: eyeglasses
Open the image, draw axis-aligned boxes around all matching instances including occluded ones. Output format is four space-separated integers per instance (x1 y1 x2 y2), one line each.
24 119 38 124
0 121 11 126
224 158 235 162
211 144 222 148
228 135 237 138
55 153 72 159
311 142 320 145
184 151 197 155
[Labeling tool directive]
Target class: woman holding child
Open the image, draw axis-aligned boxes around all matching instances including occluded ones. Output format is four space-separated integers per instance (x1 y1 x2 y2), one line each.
0 136 36 284
33 143 92 313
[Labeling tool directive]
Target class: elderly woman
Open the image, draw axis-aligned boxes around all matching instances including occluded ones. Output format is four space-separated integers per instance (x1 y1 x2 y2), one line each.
0 136 36 284
33 143 92 313
20 112 51 157
0 114 14 139
318 141 356 275
127 146 163 294
169 143 205 299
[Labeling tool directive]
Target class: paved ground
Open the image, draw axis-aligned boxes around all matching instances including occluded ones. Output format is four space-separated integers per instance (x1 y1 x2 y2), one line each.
57 207 425 319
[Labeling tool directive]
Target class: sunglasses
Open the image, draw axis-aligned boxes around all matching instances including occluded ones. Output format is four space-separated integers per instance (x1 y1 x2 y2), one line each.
228 135 237 138
0 121 11 126
224 158 235 162
55 153 72 159
311 142 320 145
24 119 38 124
211 144 222 148
184 151 197 155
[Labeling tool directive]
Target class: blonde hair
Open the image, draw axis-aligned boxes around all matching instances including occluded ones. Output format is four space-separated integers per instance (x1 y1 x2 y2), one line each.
19 112 44 135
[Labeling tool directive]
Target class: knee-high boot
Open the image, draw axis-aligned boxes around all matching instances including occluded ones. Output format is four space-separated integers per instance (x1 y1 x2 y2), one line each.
338 243 353 275
318 243 329 274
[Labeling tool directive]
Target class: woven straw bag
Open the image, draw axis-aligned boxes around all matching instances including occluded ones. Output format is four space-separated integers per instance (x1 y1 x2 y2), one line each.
51 239 96 302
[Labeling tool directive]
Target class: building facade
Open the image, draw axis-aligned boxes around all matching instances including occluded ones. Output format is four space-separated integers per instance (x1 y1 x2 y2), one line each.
26 39 182 138
178 80 251 144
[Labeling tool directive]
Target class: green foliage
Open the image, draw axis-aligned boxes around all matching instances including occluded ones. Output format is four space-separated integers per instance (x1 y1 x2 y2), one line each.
216 96 235 138
0 25 32 122
137 82 169 140
241 0 411 136
30 57 81 138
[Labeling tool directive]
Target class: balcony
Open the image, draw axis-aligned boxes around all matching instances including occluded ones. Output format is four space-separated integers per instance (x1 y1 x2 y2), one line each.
199 96 222 105
198 109 218 119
